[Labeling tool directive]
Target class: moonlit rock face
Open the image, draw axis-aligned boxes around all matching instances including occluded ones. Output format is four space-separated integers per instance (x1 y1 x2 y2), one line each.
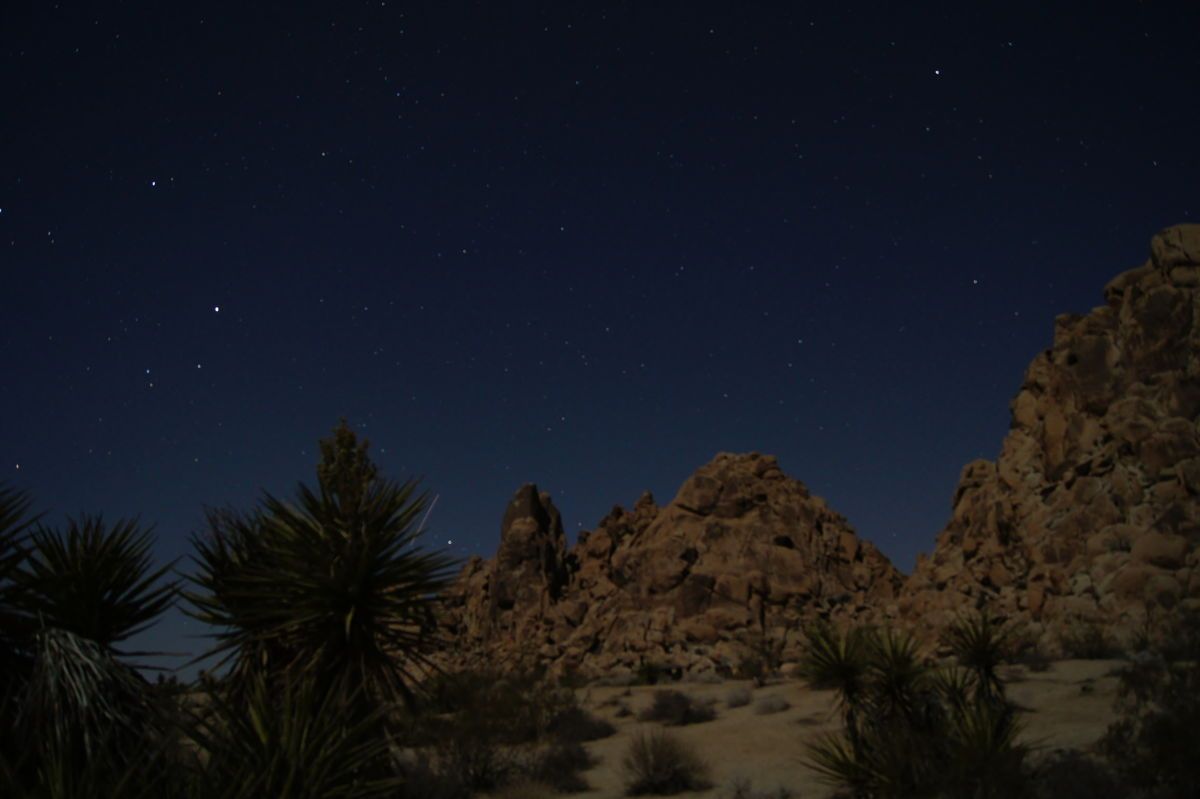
900 225 1200 654
434 452 902 679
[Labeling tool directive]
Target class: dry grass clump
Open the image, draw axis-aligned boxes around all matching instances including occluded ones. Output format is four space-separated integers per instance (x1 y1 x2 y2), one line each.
637 690 717 726
753 694 790 715
622 729 711 795
725 686 752 708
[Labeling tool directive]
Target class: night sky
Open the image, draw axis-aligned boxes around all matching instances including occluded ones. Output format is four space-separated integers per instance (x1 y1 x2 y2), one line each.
3 2 1198 675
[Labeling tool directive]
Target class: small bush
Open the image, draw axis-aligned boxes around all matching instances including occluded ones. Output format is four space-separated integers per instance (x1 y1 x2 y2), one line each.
637 690 716 726
725 686 752 708
547 706 616 743
622 729 711 795
753 694 790 715
526 740 594 793
1059 623 1123 659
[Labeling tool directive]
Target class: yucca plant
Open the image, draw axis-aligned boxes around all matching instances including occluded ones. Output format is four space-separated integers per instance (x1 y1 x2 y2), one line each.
802 622 1030 799
796 622 876 743
184 669 402 799
13 515 179 654
941 610 1014 702
2 504 184 798
1 627 192 799
184 421 459 718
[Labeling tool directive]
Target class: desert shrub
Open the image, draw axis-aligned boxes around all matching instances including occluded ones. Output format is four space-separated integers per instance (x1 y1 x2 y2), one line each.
1026 749 1126 799
1098 609 1200 798
722 776 794 799
547 705 616 743
622 729 711 795
753 694 790 715
431 720 520 793
1059 622 1123 659
725 685 752 708
637 689 717 726
415 668 574 746
525 740 594 793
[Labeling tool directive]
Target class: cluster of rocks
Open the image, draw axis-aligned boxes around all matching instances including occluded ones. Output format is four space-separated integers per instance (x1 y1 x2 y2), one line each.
435 453 902 680
433 224 1200 676
899 224 1200 652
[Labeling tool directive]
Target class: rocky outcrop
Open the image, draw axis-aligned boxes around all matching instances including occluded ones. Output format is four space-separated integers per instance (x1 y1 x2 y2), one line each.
900 224 1200 651
436 453 903 679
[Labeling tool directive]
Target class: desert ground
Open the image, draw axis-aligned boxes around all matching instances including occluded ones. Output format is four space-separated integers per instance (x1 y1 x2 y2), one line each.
496 659 1123 799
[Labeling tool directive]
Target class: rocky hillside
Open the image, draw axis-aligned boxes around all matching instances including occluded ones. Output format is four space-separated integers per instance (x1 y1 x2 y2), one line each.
436 452 903 680
899 224 1200 651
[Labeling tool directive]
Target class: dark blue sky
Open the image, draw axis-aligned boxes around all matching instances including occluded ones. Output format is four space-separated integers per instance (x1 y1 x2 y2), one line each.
3 2 1197 674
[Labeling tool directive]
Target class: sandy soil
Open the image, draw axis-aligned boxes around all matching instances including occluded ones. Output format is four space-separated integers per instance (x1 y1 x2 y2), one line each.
535 659 1124 799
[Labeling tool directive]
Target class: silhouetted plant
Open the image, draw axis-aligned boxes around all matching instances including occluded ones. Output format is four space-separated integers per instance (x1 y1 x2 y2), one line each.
795 622 875 744
942 609 1015 701
622 729 711 795
0 494 185 799
802 622 1031 798
185 421 458 718
186 669 401 799
13 515 178 653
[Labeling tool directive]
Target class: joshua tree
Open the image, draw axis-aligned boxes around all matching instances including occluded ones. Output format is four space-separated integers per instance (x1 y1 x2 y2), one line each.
185 420 459 719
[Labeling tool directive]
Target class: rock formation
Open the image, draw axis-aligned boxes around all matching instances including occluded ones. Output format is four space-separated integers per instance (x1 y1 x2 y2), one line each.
899 224 1200 651
436 452 903 680
434 223 1200 677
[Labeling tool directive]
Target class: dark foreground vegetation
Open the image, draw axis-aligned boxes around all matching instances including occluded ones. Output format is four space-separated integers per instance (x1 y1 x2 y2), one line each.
1 421 1196 797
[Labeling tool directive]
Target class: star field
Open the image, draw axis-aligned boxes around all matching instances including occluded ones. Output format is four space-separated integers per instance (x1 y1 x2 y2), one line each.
2 2 1198 674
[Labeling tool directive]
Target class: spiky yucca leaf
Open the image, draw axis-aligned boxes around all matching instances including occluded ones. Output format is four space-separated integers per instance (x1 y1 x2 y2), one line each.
14 515 178 651
187 670 402 799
